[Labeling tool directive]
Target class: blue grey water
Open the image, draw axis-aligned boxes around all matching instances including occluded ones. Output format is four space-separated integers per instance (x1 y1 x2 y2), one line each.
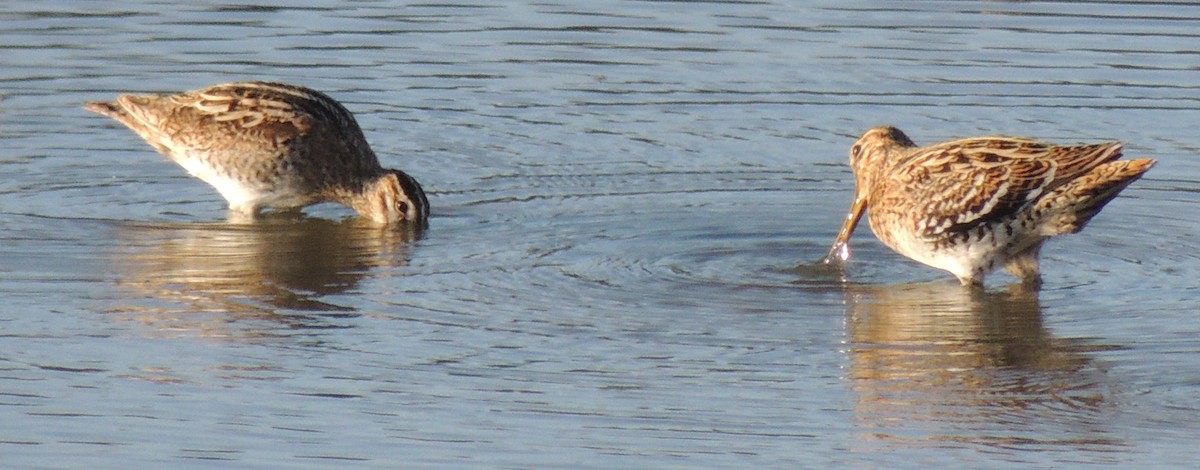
2 1 1198 468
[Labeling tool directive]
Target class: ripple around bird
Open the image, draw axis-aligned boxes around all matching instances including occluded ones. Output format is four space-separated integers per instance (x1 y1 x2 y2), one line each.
2 1 1200 468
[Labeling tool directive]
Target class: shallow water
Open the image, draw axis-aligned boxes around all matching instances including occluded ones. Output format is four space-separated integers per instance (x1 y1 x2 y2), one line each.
2 1 1199 468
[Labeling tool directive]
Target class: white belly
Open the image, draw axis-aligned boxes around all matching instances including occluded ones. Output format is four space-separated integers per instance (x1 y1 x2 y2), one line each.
873 220 1031 281
174 158 262 212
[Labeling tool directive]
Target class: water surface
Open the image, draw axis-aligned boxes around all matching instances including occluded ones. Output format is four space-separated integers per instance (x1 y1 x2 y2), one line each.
2 1 1198 468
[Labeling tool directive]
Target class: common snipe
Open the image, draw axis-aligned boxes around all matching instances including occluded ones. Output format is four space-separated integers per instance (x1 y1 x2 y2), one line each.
824 126 1155 287
86 81 428 224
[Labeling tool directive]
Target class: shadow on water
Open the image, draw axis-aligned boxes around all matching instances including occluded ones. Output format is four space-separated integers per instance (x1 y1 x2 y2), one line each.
837 281 1128 456
107 215 423 333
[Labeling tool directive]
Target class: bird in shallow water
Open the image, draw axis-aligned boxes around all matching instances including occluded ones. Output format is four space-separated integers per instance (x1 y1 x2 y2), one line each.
85 81 428 225
823 126 1155 287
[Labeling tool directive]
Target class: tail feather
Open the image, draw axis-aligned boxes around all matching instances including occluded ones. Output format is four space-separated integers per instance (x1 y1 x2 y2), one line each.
1040 158 1155 235
84 101 124 119
84 97 175 157
85 95 160 131
84 99 146 132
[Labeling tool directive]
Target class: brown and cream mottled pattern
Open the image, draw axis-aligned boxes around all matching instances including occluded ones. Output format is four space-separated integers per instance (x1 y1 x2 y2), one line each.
86 81 428 225
825 126 1155 287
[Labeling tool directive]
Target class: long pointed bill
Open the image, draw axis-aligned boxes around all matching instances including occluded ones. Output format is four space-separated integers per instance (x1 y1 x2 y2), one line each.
822 195 867 265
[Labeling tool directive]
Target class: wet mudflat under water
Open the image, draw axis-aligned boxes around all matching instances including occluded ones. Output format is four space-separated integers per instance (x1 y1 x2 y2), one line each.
2 1 1199 468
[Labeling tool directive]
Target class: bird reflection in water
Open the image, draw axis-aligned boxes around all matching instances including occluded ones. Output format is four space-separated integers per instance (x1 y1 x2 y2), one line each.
109 215 423 335
841 282 1127 453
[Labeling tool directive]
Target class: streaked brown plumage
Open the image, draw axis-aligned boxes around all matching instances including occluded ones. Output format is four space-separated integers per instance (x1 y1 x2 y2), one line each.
85 81 428 224
824 126 1155 287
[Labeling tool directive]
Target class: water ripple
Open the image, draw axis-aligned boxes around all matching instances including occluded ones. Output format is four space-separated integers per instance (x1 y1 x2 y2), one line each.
3 1 1200 468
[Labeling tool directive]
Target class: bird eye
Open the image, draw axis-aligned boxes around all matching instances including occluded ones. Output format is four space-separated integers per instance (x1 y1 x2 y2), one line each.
850 144 862 159
397 201 410 215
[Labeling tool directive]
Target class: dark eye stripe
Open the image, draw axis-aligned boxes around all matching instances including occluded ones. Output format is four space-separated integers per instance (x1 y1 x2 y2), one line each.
391 170 428 222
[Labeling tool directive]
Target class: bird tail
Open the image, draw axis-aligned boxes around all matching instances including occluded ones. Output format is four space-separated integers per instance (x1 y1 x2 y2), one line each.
84 100 124 119
84 95 162 130
1038 158 1156 236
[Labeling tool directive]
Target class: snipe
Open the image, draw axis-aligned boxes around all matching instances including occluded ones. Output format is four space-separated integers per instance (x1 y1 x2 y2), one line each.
824 126 1155 287
86 81 428 224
